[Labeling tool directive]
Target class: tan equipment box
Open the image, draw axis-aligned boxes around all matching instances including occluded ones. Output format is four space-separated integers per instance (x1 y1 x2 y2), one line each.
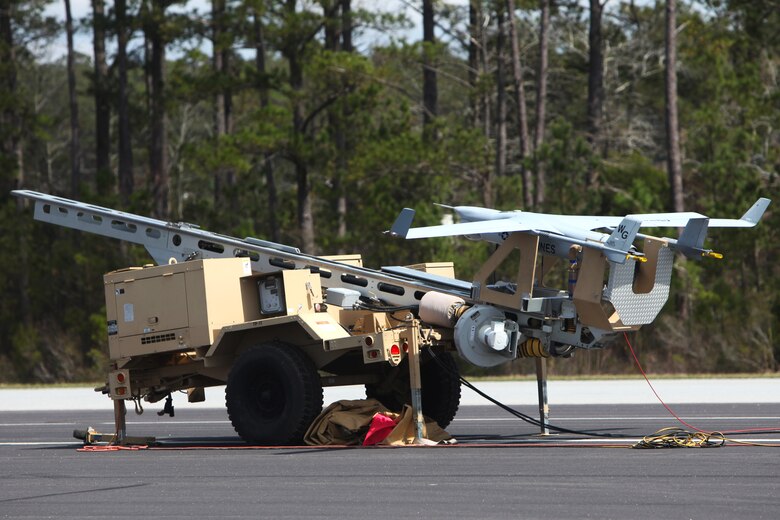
407 262 455 278
104 258 259 359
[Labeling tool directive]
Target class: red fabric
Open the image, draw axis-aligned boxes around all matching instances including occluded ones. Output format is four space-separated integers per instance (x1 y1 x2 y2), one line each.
362 413 399 446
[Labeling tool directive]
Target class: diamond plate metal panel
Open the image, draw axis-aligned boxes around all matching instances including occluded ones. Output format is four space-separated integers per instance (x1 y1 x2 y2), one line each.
603 247 674 325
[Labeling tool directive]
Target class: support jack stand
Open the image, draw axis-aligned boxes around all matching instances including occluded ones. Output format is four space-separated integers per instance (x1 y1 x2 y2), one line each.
407 319 427 443
73 399 156 446
535 357 553 437
73 426 156 447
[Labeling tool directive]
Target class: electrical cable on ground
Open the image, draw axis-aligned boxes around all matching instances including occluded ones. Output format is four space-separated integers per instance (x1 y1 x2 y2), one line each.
77 445 148 452
632 427 725 449
622 332 704 434
428 349 630 439
429 335 779 449
623 332 779 448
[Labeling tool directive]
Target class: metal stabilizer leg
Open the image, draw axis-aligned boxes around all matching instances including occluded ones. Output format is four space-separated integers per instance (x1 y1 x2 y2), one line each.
407 320 427 442
115 398 127 443
73 399 156 446
535 357 551 436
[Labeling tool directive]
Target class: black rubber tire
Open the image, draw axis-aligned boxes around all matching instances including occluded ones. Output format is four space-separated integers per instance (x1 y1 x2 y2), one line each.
365 350 461 429
226 342 323 445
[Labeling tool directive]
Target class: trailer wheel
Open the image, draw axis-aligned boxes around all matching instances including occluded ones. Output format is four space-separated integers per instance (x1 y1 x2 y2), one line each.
226 342 323 445
365 350 461 429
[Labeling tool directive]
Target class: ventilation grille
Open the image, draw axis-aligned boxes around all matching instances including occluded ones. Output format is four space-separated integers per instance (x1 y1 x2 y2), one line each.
141 332 176 345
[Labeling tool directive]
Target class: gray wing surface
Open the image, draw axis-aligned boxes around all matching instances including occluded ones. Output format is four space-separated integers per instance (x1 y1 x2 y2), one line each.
709 198 771 227
398 198 770 240
553 198 770 230
404 216 562 239
556 212 707 230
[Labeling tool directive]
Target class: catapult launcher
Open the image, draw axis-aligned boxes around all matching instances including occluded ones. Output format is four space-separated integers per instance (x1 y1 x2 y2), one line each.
12 190 770 445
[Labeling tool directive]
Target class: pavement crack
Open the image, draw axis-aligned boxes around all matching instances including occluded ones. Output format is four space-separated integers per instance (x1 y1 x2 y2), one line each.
0 482 148 503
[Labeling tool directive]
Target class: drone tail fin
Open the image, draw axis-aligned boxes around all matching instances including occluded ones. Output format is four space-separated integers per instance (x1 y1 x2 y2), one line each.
605 217 641 250
740 198 771 225
678 218 708 253
604 217 642 263
677 218 723 259
388 208 416 238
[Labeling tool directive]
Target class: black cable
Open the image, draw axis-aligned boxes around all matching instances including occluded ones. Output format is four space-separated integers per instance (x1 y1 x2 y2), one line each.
436 354 780 442
427 349 631 439
457 371 630 438
387 314 415 324
354 301 419 313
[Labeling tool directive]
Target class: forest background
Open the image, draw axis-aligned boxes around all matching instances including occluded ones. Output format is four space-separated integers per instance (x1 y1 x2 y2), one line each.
0 0 777 383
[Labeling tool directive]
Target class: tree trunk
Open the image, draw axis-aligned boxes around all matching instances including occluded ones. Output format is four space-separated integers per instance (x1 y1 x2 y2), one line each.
665 0 684 213
92 0 111 195
285 0 315 254
253 6 279 242
324 0 340 50
506 0 532 208
341 0 352 52
324 0 345 249
297 166 315 254
65 0 81 198
665 0 687 321
337 0 352 252
292 74 315 254
148 0 168 219
116 0 134 204
214 0 234 191
143 2 152 118
422 0 437 131
0 0 20 192
213 0 225 134
533 0 550 209
468 1 480 127
213 0 226 207
222 57 232 138
586 0 605 188
493 4 507 204
479 4 490 140
2 0 31 325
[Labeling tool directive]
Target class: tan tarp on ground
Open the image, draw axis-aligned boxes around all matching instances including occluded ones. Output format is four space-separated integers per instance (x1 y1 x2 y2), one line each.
303 398 453 446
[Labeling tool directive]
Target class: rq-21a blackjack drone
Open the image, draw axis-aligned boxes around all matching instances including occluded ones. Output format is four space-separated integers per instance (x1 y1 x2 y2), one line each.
390 198 770 366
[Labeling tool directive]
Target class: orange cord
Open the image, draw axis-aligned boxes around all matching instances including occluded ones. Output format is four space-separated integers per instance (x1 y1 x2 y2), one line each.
77 445 149 452
624 332 779 436
623 332 708 433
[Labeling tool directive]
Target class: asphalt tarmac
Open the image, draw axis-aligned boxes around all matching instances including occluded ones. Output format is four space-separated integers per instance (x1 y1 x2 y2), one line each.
2 402 780 519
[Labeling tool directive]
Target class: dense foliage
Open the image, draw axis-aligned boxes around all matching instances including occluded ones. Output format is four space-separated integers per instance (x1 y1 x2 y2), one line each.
0 0 777 382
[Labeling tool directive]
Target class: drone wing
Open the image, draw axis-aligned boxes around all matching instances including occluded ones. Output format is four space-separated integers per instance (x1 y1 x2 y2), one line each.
553 198 770 230
389 209 562 239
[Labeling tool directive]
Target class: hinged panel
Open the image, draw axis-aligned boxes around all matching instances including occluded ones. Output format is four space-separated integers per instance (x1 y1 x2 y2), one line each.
113 273 189 337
